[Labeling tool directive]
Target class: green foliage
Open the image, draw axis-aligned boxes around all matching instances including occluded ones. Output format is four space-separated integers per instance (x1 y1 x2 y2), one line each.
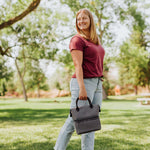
0 57 13 96
58 49 74 74
9 8 58 60
102 78 110 95
48 49 75 91
60 0 138 45
0 39 9 50
0 1 60 60
128 6 146 32
102 56 112 93
0 57 10 80
55 81 62 90
0 0 32 24
60 0 88 13
117 7 150 90
15 58 49 93
29 63 49 91
59 0 146 97
49 67 72 91
0 82 7 96
0 2 62 97
118 41 149 87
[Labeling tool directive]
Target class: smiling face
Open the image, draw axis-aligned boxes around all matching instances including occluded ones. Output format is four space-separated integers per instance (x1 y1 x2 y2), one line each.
76 9 99 45
77 12 90 31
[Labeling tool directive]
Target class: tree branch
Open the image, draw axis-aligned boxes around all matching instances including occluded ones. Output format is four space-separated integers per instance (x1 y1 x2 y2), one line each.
0 45 16 56
0 0 41 30
22 49 26 77
103 21 114 33
144 41 150 45
0 41 39 56
56 33 75 43
94 6 103 43
5 52 39 61
0 46 4 55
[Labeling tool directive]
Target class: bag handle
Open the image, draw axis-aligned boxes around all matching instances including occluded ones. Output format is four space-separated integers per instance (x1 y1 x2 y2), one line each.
76 97 93 111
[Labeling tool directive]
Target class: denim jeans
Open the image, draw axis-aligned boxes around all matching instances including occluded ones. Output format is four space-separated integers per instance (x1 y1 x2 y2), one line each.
54 77 102 150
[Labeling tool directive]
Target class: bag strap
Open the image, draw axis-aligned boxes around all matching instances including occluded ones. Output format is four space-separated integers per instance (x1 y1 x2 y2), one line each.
76 97 93 111
70 97 101 117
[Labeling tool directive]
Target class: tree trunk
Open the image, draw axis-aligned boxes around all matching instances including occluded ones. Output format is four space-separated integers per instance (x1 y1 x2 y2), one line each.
148 80 150 92
57 90 61 97
15 59 28 102
37 84 40 98
102 86 107 100
134 85 138 95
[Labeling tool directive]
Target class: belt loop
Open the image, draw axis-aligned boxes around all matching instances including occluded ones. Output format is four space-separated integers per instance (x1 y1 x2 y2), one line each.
100 76 104 81
97 77 100 86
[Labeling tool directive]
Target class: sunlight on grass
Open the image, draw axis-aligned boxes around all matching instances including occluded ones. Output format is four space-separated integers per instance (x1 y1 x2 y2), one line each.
0 96 150 150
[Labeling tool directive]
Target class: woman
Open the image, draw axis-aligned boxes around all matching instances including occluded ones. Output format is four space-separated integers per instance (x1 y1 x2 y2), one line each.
54 8 105 150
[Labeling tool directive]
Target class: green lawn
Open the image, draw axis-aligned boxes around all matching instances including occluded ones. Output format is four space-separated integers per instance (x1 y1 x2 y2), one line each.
0 96 150 150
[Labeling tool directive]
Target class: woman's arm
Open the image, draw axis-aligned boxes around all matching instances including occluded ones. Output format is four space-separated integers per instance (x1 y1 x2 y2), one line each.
71 50 87 100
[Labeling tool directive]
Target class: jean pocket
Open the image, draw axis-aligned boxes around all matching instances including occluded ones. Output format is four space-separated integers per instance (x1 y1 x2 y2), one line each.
70 90 79 108
71 90 79 99
70 78 79 91
97 80 102 92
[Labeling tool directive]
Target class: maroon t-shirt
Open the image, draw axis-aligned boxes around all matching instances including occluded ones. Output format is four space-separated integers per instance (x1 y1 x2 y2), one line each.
69 34 105 78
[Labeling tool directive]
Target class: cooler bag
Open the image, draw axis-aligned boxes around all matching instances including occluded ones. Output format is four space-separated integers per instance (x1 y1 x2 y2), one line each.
70 97 101 135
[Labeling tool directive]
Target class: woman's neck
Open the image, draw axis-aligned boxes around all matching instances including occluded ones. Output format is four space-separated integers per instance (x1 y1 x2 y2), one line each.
79 30 90 40
82 30 90 38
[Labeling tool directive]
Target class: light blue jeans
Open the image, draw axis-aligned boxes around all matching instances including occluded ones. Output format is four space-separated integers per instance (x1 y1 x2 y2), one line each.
54 77 102 150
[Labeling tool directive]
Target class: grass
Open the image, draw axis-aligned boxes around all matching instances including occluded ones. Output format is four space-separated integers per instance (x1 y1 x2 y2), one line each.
0 96 150 150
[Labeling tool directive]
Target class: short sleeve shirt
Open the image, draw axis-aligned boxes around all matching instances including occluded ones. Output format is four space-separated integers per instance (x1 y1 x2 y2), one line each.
69 34 105 78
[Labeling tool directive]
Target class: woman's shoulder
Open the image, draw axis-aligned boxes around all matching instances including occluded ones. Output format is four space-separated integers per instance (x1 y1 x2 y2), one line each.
71 34 85 42
69 34 87 51
70 34 86 45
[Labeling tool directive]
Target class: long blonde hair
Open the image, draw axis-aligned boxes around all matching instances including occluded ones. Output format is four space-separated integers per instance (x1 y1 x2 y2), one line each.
76 8 100 45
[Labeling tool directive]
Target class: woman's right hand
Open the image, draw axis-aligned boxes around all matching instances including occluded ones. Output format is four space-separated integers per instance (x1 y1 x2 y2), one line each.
79 87 87 100
71 50 87 100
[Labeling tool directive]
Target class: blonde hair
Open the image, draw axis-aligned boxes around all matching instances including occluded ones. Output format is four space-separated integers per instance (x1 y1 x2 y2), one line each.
76 8 100 45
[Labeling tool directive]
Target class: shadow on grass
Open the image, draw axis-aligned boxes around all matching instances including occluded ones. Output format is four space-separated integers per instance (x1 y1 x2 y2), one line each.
0 107 150 126
0 107 150 149
101 109 150 126
0 108 69 125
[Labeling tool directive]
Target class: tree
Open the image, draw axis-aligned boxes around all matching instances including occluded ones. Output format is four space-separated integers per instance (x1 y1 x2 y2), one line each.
0 0 41 100
10 12 58 101
25 61 49 98
15 58 28 100
60 0 138 44
118 42 149 94
59 0 138 98
117 5 150 94
0 56 13 96
0 1 60 101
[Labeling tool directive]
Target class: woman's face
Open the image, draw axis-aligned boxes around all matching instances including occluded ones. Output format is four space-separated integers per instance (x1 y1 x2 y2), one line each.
77 12 90 31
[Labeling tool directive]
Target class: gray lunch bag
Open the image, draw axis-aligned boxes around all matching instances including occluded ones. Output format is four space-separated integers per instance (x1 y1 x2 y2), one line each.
70 97 101 135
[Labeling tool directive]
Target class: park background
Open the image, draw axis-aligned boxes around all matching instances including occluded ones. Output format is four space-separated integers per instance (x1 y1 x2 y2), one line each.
0 0 150 149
